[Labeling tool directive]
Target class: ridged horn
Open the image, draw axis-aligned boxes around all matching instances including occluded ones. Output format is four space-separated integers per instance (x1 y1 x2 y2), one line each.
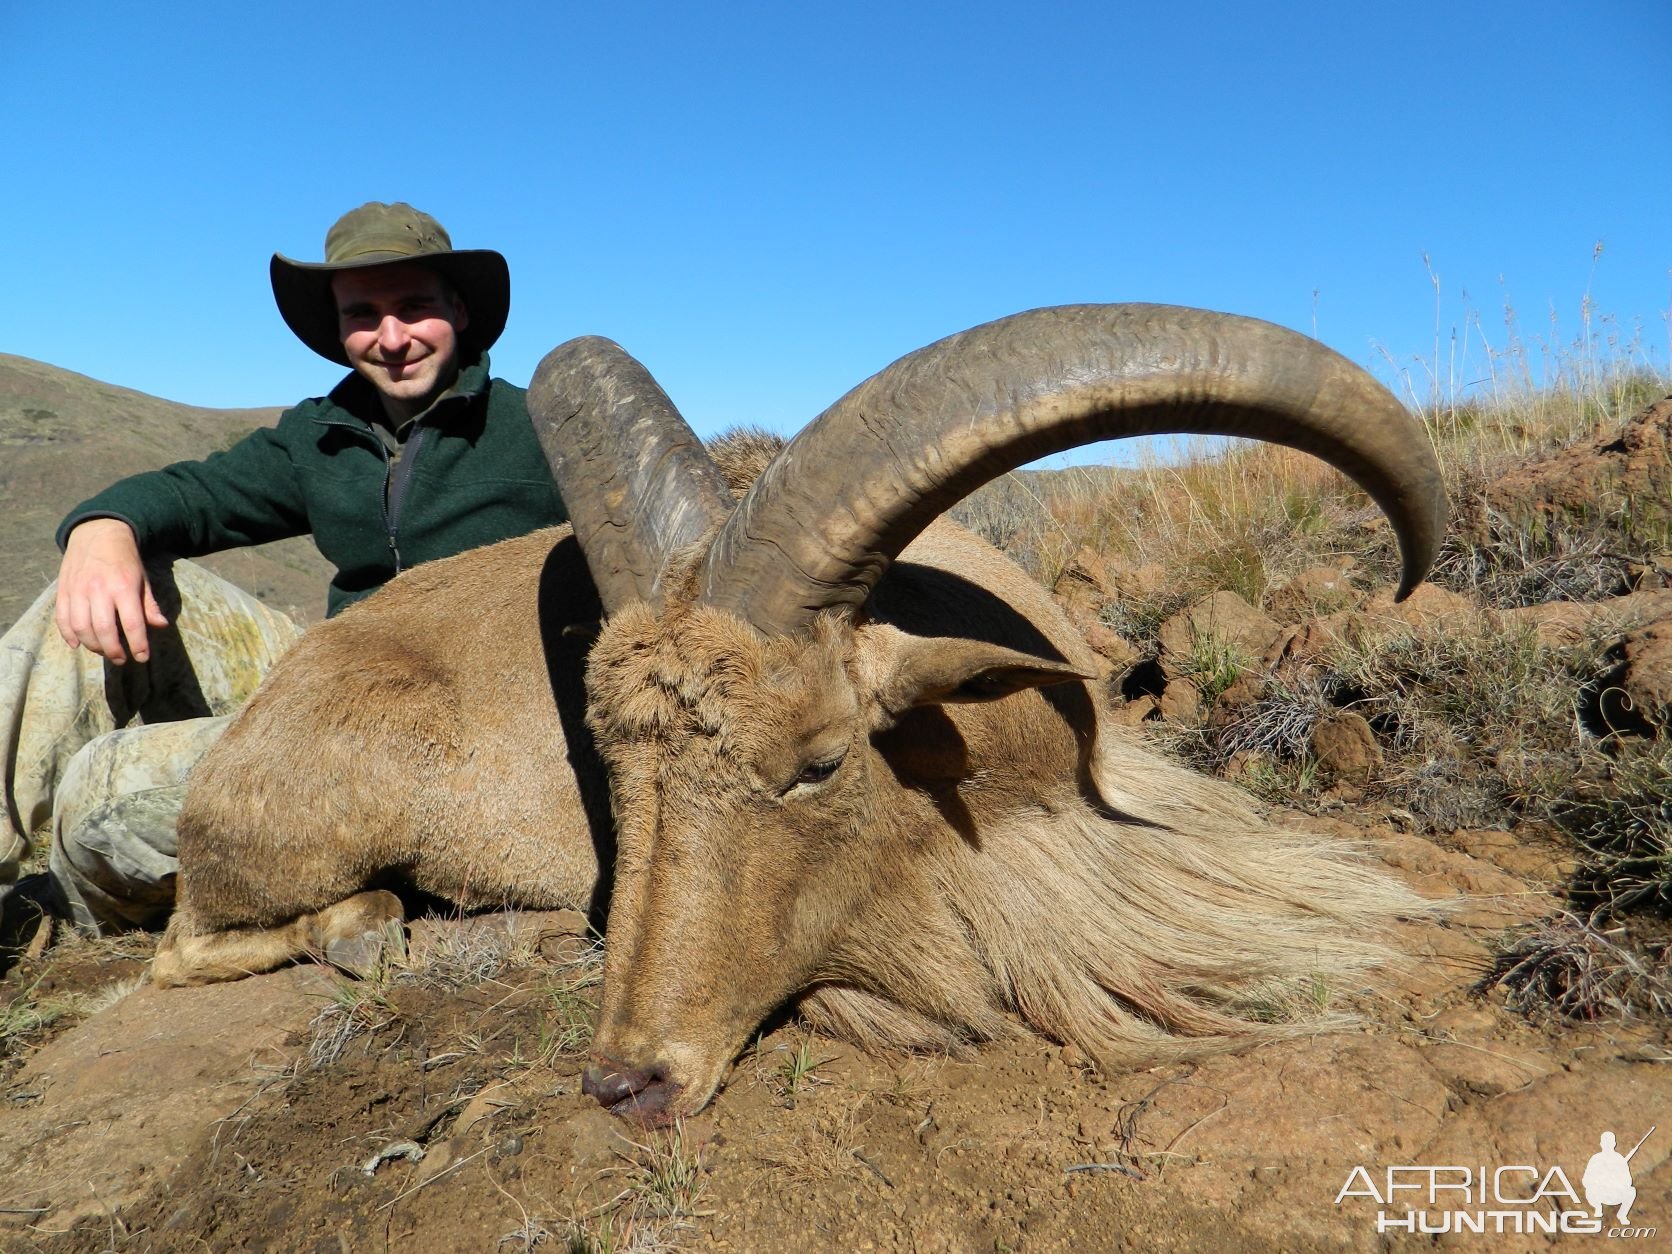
528 336 733 614
698 304 1447 634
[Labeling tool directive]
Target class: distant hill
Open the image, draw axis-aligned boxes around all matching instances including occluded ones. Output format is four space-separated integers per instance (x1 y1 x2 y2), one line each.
0 354 334 632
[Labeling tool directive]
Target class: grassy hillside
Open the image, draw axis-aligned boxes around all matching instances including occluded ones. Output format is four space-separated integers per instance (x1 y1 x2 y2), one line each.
0 354 334 630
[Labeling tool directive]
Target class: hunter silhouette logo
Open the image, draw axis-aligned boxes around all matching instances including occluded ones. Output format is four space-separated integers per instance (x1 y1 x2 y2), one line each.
1334 1125 1658 1238
1584 1128 1653 1225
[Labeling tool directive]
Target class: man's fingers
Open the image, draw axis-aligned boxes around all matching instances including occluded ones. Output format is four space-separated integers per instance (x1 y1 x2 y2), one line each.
142 580 169 629
54 590 80 650
115 586 153 663
89 596 129 665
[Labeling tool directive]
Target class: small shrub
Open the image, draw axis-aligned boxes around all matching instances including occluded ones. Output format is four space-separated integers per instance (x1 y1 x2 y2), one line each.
305 979 395 1070
0 977 81 1056
1557 743 1672 916
1478 910 1672 1022
1175 631 1249 706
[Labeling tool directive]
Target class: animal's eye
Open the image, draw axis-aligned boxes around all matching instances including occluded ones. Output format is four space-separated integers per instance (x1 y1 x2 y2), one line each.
791 753 845 790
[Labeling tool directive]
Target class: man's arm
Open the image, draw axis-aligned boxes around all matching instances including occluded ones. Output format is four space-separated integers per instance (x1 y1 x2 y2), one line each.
53 421 313 662
54 518 168 664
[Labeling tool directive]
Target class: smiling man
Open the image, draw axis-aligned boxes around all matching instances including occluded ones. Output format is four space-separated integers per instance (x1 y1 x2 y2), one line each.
55 202 563 650
1 203 568 938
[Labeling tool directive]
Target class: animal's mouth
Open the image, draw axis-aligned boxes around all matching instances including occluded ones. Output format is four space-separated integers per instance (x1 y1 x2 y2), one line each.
581 1056 689 1126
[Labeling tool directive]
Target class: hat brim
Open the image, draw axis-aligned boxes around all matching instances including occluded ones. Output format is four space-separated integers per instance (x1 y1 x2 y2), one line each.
270 249 510 367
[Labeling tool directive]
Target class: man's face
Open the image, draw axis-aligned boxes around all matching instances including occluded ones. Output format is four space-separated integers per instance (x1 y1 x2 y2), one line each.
332 263 470 421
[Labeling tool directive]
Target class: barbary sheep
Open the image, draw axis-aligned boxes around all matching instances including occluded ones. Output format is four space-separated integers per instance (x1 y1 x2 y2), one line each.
155 304 1446 1124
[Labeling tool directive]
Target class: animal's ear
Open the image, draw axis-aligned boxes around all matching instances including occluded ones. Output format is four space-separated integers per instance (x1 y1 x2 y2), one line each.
871 635 1091 722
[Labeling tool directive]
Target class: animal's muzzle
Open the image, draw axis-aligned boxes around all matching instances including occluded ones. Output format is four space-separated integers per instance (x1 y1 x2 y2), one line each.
582 1053 685 1124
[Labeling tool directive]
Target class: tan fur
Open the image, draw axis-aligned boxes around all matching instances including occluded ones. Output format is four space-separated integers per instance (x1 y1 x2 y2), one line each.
161 433 1432 1123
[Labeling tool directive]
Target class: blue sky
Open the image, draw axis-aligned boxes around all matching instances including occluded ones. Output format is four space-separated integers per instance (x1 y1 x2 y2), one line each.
3 1 1668 455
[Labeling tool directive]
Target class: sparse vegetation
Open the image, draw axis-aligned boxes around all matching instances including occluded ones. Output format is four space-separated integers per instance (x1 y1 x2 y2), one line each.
612 1123 708 1221
0 975 82 1055
533 964 603 1061
1558 742 1672 916
1477 909 1672 1022
752 1033 838 1104
305 975 397 1069
758 1096 874 1184
1173 630 1252 706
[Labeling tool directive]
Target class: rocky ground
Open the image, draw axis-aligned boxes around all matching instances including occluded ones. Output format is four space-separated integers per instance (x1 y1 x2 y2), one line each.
2 391 1669 1252
1 835 1664 1252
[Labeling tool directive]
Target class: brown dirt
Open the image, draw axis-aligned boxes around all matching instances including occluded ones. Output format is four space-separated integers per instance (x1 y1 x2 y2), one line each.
3 824 1667 1253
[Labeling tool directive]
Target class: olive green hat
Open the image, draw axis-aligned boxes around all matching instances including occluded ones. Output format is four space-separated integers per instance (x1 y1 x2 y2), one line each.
270 202 510 367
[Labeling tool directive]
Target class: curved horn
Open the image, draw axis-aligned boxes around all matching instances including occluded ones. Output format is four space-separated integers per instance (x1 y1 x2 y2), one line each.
698 304 1447 634
528 336 733 614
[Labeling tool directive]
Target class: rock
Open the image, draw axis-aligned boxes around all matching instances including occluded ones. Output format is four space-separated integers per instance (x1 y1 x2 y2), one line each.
1156 591 1282 676
1052 546 1115 621
1450 826 1576 886
1311 713 1384 783
1158 677 1204 725
1055 546 1114 600
1357 583 1481 634
1372 832 1556 930
1206 673 1267 732
1417 1004 1550 1098
1107 560 1170 603
1493 588 1672 648
1113 1036 1454 1249
413 1136 458 1185
1108 694 1158 726
1082 621 1139 672
1612 612 1672 732
0 966 333 1230
1262 616 1352 668
1265 565 1361 624
1412 1067 1672 1215
1486 392 1672 534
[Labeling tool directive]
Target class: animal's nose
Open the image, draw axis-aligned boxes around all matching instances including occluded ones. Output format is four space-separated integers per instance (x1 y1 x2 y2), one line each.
582 1053 684 1123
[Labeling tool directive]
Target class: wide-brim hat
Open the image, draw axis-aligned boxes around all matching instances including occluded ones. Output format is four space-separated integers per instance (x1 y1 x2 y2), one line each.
270 202 510 367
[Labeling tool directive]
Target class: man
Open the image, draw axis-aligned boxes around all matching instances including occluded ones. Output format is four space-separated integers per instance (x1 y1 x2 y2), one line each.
1 202 567 938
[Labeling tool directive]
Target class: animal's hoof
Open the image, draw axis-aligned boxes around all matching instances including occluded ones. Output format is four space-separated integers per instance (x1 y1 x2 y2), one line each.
324 917 407 979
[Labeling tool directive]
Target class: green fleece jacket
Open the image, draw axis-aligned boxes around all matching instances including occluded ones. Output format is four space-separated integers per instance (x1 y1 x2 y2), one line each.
57 354 568 617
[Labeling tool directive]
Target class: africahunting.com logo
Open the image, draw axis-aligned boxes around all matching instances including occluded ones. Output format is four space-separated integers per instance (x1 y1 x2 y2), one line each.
1334 1126 1656 1238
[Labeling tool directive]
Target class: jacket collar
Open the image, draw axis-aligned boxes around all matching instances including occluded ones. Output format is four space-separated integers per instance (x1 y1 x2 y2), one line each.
321 352 493 434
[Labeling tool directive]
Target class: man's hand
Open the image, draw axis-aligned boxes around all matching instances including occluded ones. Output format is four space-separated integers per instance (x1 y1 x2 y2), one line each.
54 519 169 664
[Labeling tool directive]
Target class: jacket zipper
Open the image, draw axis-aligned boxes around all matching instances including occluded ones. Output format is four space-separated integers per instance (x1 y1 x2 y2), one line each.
311 414 430 577
383 424 429 574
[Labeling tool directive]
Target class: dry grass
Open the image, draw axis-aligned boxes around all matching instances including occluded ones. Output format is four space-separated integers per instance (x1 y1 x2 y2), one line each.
956 269 1667 623
0 929 151 1057
0 975 86 1055
491 1118 704 1253
1557 742 1672 916
304 977 396 1070
1477 909 1672 1023
757 1096 876 1185
497 1210 682 1253
532 962 603 1062
397 921 520 990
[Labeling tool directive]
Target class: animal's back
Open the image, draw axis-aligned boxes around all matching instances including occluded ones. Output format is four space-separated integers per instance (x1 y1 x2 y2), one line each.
174 525 608 930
